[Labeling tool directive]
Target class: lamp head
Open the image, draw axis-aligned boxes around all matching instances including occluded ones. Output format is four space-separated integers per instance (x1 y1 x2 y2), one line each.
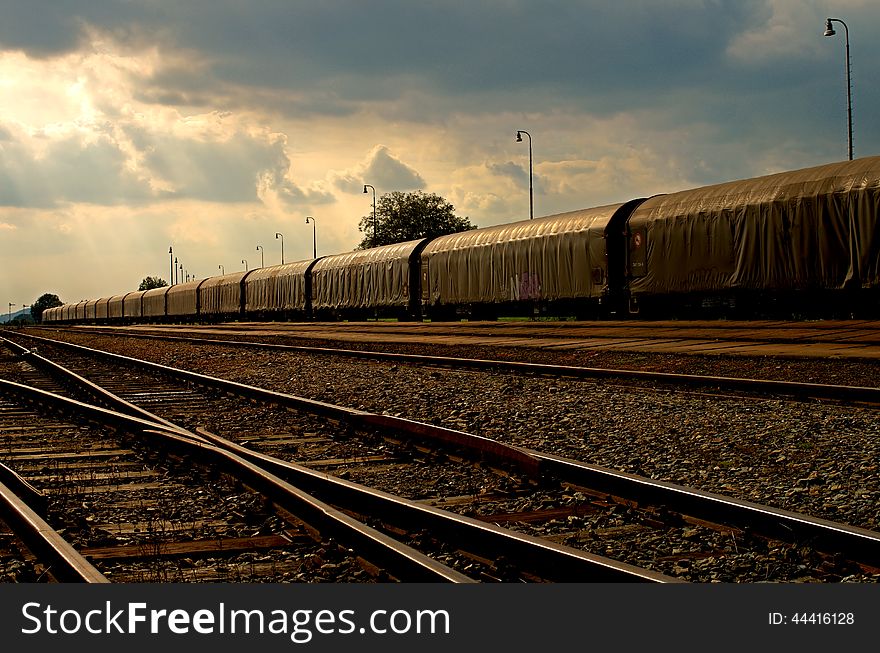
824 19 835 36
363 185 368 193
516 131 523 142
275 232 281 239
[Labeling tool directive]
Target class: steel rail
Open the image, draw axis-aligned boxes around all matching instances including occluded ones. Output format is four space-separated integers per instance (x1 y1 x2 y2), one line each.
192 427 677 583
0 476 109 583
2 336 194 438
0 378 473 583
11 333 544 477
34 326 880 405
0 460 46 512
533 451 880 569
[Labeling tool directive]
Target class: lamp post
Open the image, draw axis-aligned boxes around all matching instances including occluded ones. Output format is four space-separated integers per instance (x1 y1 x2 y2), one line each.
515 130 533 219
824 18 854 161
169 246 174 285
218 264 225 275
305 216 317 259
174 257 179 285
242 259 248 272
363 184 377 244
256 245 264 268
179 263 184 283
7 303 14 324
275 232 284 264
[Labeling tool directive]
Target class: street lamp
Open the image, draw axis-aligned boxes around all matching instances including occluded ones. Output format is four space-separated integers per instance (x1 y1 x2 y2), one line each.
256 245 264 268
305 216 317 259
7 303 14 323
516 130 533 219
169 246 174 285
363 184 377 244
179 263 184 283
275 232 284 264
218 264 225 275
824 18 854 160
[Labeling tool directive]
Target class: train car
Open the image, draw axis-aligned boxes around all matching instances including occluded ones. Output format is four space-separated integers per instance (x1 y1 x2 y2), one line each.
142 286 170 321
625 156 880 317
74 300 88 322
165 280 203 320
42 306 58 323
199 271 250 321
244 260 316 320
95 297 112 323
123 290 146 322
420 203 642 319
310 240 429 320
107 293 129 322
84 299 99 322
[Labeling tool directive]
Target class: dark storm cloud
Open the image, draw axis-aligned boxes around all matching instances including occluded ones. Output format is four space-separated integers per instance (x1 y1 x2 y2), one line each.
4 2 880 167
0 1 161 57
0 2 771 103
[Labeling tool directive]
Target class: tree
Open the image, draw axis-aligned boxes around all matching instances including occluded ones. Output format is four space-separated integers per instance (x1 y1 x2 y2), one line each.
138 276 168 291
30 293 62 323
356 190 475 249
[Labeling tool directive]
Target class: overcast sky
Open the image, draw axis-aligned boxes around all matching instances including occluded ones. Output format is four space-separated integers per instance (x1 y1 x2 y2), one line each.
2 0 879 311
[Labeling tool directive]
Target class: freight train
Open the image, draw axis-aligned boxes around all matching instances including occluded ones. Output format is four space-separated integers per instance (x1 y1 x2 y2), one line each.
43 156 880 325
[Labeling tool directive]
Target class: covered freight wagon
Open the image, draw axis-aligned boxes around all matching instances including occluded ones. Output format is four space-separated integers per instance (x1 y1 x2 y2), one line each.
142 286 170 320
626 156 880 316
123 290 146 320
244 260 315 319
310 241 428 319
166 280 203 319
84 299 99 322
95 297 111 322
420 203 639 319
107 293 129 321
199 271 249 320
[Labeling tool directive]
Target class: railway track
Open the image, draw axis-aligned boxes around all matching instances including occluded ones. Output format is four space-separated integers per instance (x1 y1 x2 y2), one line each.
56 319 880 360
0 463 107 583
34 325 880 406
1 336 673 582
5 331 880 582
0 343 490 582
0 386 471 583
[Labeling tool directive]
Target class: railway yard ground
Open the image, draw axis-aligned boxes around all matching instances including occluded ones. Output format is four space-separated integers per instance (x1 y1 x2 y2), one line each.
2 318 879 583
